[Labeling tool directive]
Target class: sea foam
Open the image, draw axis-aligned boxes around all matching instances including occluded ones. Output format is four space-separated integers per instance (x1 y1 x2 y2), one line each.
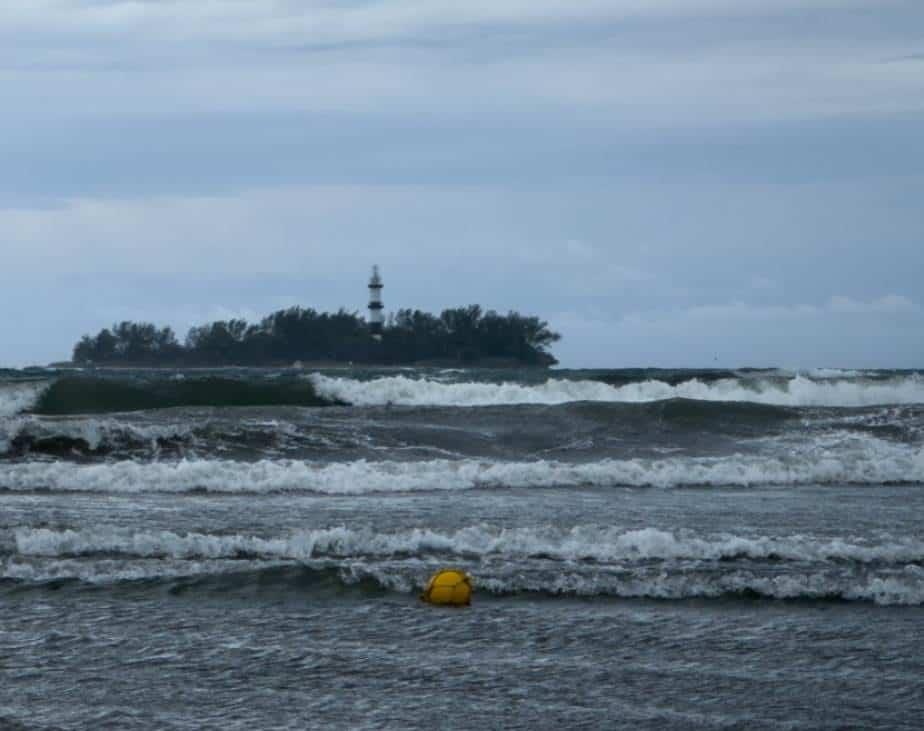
309 373 924 408
0 415 196 455
7 526 924 605
0 382 47 418
13 525 924 565
2 440 921 494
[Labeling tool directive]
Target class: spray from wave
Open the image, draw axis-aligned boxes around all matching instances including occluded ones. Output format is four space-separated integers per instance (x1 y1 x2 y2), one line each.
0 382 51 452
309 373 924 408
0 381 48 418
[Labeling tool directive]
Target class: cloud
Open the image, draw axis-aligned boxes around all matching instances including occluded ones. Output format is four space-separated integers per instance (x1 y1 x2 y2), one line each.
2 1 922 127
549 294 924 367
0 185 514 275
827 294 918 313
618 296 920 329
1 2 922 368
0 1 877 45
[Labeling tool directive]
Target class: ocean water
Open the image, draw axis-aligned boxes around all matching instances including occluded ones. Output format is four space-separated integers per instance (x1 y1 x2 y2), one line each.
2 366 924 729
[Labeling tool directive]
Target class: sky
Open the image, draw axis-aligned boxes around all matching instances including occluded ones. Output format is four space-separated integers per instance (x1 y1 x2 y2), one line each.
1 0 922 368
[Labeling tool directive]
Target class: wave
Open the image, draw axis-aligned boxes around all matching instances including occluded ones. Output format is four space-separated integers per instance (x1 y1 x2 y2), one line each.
12 525 924 565
28 376 336 415
0 412 373 459
0 557 283 588
309 373 924 408
2 442 921 494
0 415 197 457
5 547 922 606
0 398 798 459
805 368 869 379
5 372 922 416
475 567 924 606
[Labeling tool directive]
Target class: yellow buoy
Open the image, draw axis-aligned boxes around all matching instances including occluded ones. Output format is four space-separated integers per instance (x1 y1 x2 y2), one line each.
420 568 472 606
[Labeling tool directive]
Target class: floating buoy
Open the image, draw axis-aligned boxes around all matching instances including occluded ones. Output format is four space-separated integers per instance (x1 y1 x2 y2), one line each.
420 569 472 606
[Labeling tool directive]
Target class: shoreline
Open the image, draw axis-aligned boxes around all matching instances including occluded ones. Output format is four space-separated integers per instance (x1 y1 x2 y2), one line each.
45 359 553 371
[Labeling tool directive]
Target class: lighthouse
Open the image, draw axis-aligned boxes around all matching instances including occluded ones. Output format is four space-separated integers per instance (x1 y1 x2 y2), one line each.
368 265 384 339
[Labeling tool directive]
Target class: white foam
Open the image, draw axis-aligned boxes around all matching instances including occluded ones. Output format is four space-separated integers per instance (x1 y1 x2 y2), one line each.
1 416 196 452
8 527 924 604
0 382 47 418
14 525 924 565
0 382 51 452
805 368 867 379
1 439 921 494
309 373 924 407
475 566 924 606
0 557 274 585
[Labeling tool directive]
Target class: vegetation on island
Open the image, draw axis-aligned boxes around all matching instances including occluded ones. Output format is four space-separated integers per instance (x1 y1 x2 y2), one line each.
71 305 561 367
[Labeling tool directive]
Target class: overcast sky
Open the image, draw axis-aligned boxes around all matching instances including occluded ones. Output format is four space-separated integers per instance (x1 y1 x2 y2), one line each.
2 0 922 368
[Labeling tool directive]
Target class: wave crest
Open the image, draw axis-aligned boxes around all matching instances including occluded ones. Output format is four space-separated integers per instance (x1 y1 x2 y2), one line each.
13 525 924 565
309 373 924 408
6 526 924 605
1 442 921 494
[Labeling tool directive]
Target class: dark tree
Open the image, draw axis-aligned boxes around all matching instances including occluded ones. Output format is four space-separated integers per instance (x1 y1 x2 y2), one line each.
71 305 560 366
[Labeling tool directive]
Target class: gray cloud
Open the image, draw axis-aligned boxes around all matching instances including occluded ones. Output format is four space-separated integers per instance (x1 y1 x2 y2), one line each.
1 1 922 367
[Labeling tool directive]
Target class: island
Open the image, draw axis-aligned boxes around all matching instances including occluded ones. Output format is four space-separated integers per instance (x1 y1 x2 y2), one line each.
70 305 561 368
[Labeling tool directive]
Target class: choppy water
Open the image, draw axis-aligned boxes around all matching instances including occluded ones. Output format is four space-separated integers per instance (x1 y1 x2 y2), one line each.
2 366 924 729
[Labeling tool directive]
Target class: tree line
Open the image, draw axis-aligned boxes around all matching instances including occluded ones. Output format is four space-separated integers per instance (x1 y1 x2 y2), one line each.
71 305 561 366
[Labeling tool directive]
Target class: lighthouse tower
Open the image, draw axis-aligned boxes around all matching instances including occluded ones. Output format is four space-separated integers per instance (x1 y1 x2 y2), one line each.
368 265 384 339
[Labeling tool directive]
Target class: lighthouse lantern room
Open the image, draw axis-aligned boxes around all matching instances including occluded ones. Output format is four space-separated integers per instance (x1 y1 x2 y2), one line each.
368 265 384 339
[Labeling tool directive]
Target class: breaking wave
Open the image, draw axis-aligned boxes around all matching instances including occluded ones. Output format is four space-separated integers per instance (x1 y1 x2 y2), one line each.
5 525 923 605
0 381 48 418
0 415 197 457
309 373 924 408
4 563 921 606
2 441 921 494
0 398 799 459
4 372 922 417
474 568 924 606
12 525 924 565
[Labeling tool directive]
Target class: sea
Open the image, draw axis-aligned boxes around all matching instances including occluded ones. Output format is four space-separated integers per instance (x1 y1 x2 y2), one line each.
2 366 923 730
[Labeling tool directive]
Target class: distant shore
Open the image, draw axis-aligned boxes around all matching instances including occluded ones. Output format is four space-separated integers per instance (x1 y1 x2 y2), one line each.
47 357 548 370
